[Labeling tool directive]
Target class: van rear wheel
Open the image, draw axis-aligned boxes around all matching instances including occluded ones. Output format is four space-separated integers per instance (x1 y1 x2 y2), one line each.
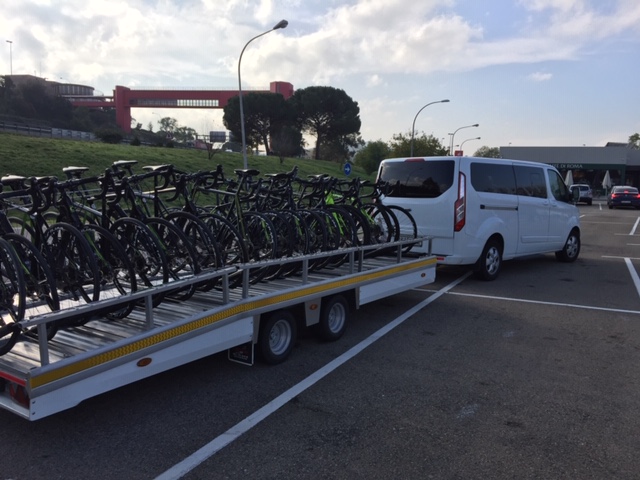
555 229 580 262
474 239 502 281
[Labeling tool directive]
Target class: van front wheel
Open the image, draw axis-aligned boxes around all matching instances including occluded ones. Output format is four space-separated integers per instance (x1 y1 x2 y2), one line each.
555 230 580 262
474 239 502 281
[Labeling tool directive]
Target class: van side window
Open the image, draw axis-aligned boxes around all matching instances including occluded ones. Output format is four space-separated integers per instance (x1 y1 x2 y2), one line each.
470 163 517 195
378 160 454 198
548 169 571 202
514 165 547 198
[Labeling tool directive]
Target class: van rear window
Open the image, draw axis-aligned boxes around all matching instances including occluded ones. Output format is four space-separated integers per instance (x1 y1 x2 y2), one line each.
378 160 454 198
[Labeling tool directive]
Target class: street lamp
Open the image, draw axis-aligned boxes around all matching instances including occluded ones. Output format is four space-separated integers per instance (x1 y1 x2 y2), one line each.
459 136 481 153
6 40 12 76
410 99 449 156
449 123 479 155
238 20 288 169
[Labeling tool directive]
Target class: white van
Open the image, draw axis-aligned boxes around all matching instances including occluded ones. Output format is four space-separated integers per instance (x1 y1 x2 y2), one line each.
377 156 581 280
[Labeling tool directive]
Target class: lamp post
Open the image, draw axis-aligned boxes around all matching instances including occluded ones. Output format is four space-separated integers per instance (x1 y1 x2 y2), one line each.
6 40 12 76
238 20 288 169
459 136 481 154
410 99 449 156
449 123 479 155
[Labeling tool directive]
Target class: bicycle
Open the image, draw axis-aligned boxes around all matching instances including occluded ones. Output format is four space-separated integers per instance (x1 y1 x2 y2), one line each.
47 175 139 320
0 175 102 308
0 236 26 355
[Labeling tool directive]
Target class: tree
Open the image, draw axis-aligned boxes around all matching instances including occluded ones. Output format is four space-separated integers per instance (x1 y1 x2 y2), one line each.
355 140 390 174
474 146 501 158
289 86 361 160
387 132 447 158
318 133 365 164
158 117 178 136
173 126 197 143
0 77 73 127
629 133 640 150
223 92 298 155
271 125 304 163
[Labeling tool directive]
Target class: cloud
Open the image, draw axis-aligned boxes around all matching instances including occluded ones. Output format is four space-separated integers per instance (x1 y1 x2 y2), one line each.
529 72 553 82
4 0 640 91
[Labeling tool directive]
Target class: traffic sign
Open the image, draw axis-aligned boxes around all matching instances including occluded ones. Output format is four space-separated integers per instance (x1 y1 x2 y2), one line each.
344 162 352 176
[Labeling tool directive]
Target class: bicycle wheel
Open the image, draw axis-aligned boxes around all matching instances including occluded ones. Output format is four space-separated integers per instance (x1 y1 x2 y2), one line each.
8 216 36 242
364 203 396 244
199 213 248 289
361 203 397 259
309 209 342 271
335 204 371 246
110 217 169 307
165 211 222 291
298 209 327 256
43 222 101 305
275 210 310 278
324 207 358 268
385 205 418 253
83 224 137 320
261 211 294 280
241 211 278 284
4 233 60 340
0 237 26 356
144 217 199 301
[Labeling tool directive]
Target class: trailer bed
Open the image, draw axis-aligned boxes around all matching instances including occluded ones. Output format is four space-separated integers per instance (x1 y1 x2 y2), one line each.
0 242 436 420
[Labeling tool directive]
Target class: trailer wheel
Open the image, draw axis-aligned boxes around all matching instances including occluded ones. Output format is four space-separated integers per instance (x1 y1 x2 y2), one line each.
258 310 297 365
316 294 349 341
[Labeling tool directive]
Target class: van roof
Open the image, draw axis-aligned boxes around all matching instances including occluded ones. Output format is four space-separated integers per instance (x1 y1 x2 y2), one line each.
380 156 555 169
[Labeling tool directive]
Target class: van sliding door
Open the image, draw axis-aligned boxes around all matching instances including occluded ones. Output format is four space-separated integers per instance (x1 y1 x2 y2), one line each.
514 165 550 254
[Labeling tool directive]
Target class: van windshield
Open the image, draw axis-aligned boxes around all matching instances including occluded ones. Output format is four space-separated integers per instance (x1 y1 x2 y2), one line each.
378 160 455 198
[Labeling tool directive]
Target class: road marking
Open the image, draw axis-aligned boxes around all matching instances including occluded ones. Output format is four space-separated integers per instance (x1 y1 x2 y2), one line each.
625 258 640 299
154 273 472 480
432 290 640 315
632 217 640 235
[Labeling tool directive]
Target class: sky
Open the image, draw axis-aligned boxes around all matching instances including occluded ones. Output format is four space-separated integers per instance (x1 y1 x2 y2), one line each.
2 0 640 153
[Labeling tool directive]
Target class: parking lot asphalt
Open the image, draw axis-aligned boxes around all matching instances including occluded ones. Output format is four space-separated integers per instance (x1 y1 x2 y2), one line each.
2 200 640 480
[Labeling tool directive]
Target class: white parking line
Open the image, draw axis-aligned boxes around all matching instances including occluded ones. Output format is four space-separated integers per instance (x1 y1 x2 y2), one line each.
154 273 472 480
631 217 640 235
625 258 640 298
437 290 640 315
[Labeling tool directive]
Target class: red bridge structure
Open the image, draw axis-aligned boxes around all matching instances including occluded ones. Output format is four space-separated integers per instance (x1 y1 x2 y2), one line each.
67 81 294 133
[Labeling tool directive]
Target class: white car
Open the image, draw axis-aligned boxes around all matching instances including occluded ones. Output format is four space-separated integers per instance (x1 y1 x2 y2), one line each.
569 184 593 205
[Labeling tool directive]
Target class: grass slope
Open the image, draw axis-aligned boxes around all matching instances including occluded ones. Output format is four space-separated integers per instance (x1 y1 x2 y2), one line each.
0 133 371 181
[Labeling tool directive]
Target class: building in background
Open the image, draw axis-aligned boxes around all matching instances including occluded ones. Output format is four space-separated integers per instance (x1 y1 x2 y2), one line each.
500 144 640 195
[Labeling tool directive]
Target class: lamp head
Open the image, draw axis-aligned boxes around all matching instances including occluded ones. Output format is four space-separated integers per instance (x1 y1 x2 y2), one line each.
441 99 450 103
472 123 479 127
273 20 288 30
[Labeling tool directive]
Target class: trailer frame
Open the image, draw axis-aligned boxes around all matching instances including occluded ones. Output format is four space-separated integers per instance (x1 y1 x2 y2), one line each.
0 239 436 420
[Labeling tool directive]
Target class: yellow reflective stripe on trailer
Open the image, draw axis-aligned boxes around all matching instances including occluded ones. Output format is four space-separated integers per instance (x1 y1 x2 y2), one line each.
29 256 436 390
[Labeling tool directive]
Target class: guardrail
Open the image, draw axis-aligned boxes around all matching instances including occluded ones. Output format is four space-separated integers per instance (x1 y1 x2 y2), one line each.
0 122 95 141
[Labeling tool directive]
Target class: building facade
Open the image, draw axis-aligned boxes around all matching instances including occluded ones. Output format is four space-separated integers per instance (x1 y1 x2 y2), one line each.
500 144 640 196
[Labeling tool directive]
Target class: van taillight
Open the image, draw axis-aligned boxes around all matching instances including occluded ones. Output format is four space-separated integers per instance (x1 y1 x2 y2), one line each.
454 171 466 232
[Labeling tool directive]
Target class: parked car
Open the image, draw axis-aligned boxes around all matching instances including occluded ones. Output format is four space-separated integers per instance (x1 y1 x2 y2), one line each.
569 184 593 205
607 186 640 209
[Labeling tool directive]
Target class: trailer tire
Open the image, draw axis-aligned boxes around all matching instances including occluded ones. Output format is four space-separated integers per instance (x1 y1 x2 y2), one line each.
316 294 349 342
258 310 297 365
